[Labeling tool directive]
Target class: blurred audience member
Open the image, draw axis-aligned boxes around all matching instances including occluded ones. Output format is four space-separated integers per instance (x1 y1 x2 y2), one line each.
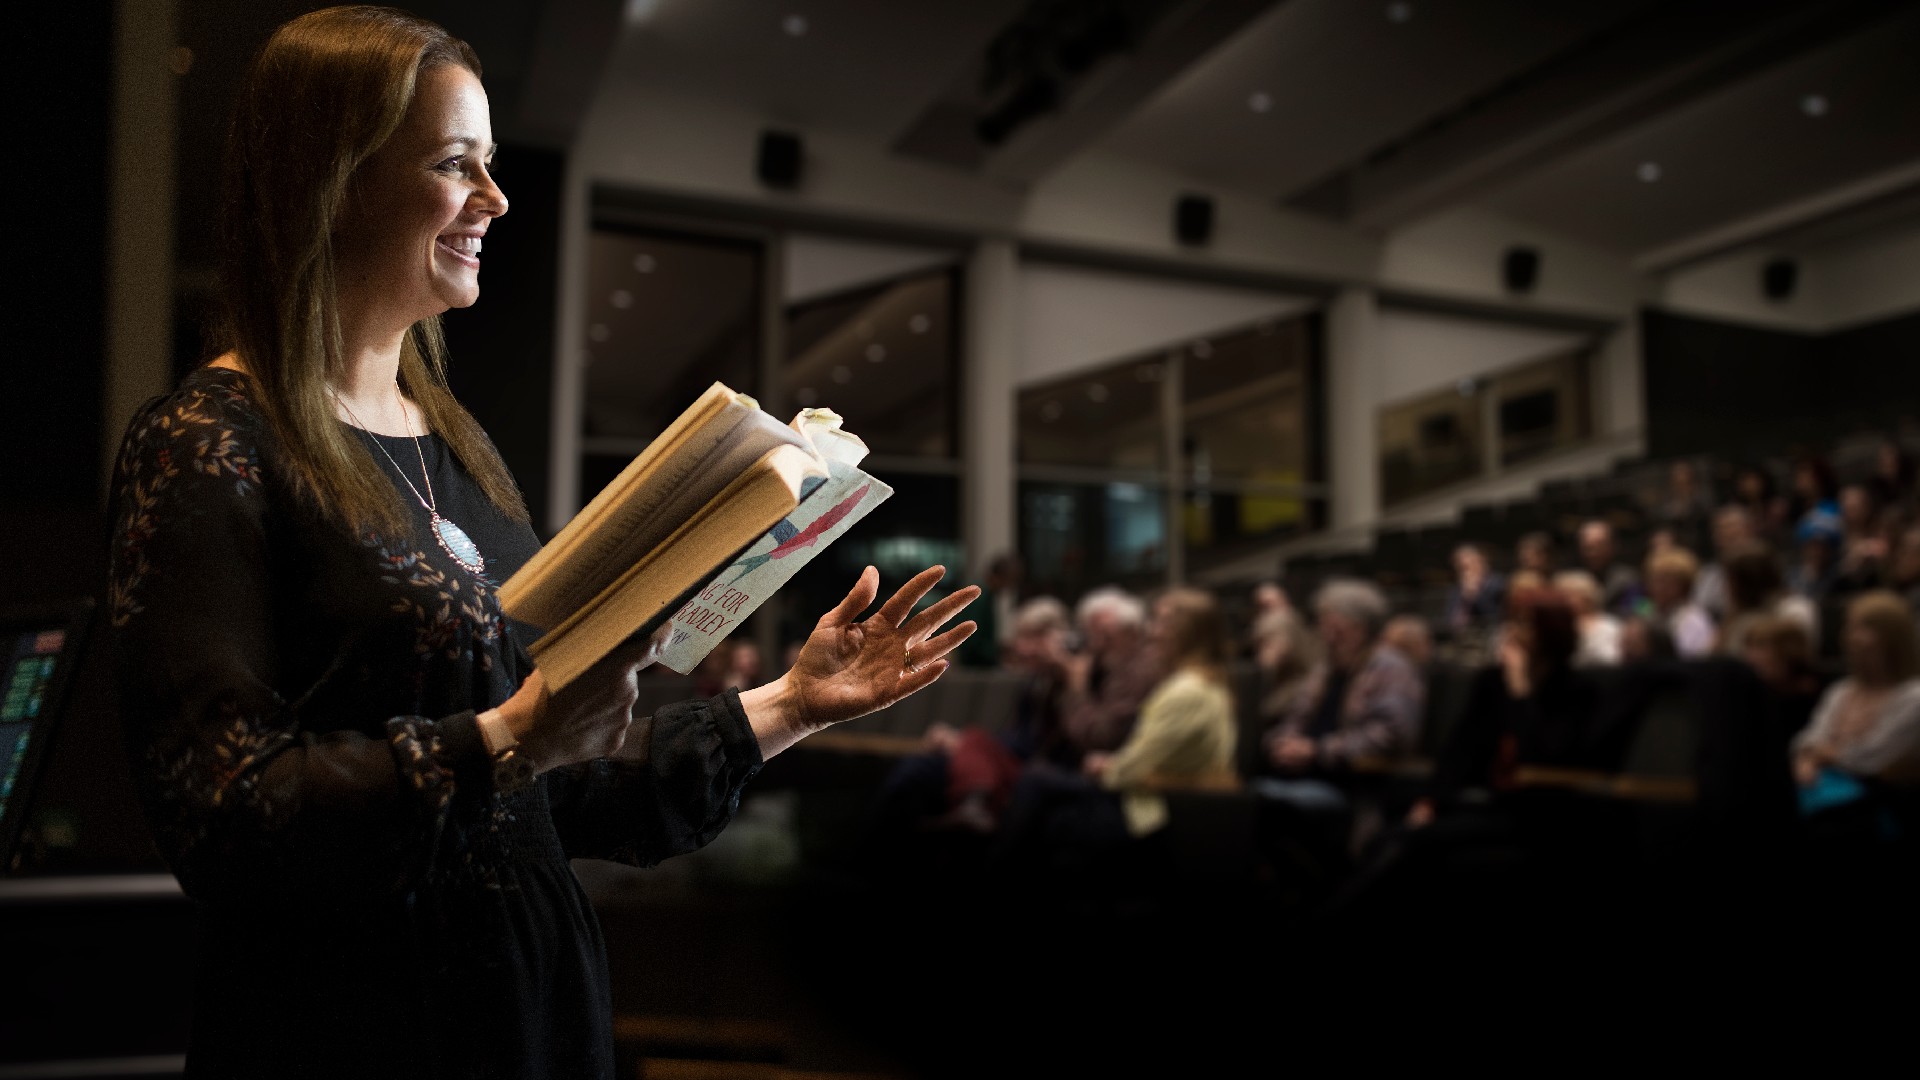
1249 578 1424 887
1644 547 1716 659
1619 613 1662 664
1382 614 1434 670
1443 542 1506 648
1717 541 1820 657
1260 579 1427 778
1789 517 1842 604
952 552 1023 668
1742 613 1826 741
1515 531 1557 579
1655 458 1715 529
1553 569 1622 668
1244 579 1293 659
1250 602 1320 742
1056 587 1162 758
1830 482 1890 596
1871 438 1916 516
1791 590 1920 816
1789 455 1843 542
1884 525 1920 611
1693 504 1758 623
723 639 766 691
1731 463 1787 543
1578 519 1642 616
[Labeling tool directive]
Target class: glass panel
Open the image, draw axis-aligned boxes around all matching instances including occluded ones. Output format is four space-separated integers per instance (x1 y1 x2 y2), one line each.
582 227 763 441
1494 350 1591 467
1019 480 1168 604
1379 382 1485 505
1017 358 1166 471
782 269 958 459
1180 316 1324 556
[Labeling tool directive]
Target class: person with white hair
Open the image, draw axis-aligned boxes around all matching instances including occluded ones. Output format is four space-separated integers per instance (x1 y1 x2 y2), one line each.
1553 569 1623 668
1249 578 1426 884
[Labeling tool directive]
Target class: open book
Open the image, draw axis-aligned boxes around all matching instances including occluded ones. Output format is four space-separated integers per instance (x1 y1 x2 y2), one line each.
498 382 893 690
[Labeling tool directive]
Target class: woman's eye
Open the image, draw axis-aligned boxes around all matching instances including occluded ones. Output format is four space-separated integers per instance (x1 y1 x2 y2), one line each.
435 157 463 173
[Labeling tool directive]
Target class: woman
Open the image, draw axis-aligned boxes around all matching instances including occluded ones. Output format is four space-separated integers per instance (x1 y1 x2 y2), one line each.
1791 590 1920 801
105 9 977 1078
1551 569 1622 668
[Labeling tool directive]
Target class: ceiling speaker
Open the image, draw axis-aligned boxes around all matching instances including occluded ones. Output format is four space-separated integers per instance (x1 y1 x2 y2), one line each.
1762 258 1798 301
1175 194 1214 246
756 129 803 189
1503 246 1540 293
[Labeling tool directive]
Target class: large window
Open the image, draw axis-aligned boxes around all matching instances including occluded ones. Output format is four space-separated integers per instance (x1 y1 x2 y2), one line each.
1018 312 1325 602
1378 349 1593 506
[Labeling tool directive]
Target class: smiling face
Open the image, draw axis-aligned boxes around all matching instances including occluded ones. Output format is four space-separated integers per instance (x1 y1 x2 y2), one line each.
334 64 506 335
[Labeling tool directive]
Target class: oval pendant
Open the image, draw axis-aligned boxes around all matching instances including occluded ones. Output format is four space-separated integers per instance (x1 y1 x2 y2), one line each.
431 512 486 576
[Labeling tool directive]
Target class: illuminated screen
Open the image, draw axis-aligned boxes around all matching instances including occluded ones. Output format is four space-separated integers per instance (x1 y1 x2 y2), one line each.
0 626 66 826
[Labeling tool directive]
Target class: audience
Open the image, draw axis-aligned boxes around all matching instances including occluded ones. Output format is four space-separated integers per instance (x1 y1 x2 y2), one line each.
826 420 1920 941
989 587 1235 887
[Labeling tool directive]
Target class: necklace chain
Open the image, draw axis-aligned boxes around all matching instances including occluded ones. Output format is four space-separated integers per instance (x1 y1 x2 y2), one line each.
334 384 486 576
334 387 437 514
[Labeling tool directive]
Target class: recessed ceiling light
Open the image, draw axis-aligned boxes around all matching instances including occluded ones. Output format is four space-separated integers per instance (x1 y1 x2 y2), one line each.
632 253 656 273
908 313 931 334
1637 161 1662 183
1801 93 1829 117
1386 2 1413 24
783 14 808 37
1087 383 1109 403
831 364 851 385
623 0 661 25
1247 91 1272 114
865 343 887 363
610 289 633 309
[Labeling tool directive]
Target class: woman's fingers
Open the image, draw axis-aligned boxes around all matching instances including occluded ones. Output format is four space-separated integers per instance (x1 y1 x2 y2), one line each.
907 584 981 639
911 621 977 666
818 565 881 629
874 565 948 627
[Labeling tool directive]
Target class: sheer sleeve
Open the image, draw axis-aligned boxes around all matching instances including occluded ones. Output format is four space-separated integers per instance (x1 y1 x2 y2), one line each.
543 689 764 866
107 387 494 905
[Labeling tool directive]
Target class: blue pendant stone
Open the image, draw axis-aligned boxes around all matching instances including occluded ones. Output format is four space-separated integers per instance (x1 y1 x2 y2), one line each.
432 514 485 574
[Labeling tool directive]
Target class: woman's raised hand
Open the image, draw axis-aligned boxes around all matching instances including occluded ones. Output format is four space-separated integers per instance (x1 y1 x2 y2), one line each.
740 565 979 760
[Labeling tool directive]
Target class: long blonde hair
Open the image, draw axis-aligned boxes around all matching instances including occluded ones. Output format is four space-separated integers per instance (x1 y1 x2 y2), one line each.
215 5 527 536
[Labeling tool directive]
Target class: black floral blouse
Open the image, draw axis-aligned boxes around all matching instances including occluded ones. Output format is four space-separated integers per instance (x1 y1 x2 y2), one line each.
106 366 764 1080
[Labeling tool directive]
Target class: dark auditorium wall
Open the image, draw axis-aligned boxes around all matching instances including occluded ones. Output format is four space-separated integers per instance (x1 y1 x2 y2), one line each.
1642 307 1920 463
4 6 114 612
441 142 563 540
